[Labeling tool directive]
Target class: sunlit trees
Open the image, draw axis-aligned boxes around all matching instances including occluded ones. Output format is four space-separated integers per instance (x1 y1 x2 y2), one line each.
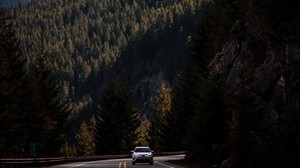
135 117 150 146
75 121 95 156
148 83 172 152
7 1 202 133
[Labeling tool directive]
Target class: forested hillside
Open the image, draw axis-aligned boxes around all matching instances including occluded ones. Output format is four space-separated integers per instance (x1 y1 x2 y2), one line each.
2 0 299 167
0 0 31 7
8 0 201 136
0 8 71 157
1 0 201 157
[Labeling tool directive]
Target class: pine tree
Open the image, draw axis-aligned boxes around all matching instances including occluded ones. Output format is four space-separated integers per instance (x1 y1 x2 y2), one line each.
0 8 71 157
166 1 216 152
75 121 95 156
148 83 172 152
95 72 139 154
30 51 71 156
168 0 235 163
135 117 150 146
0 8 32 157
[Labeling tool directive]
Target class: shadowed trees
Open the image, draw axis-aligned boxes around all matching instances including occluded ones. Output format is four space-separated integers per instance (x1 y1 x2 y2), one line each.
95 72 139 154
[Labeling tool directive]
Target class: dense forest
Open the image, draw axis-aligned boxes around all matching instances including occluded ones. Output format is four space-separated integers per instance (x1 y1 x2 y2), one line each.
0 0 31 7
6 0 202 136
1 0 202 157
1 0 300 167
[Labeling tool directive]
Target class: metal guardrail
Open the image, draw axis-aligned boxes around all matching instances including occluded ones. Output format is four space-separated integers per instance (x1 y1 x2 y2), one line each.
0 151 185 167
154 151 185 156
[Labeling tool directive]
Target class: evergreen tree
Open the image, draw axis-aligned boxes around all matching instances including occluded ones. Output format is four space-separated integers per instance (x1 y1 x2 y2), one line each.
168 0 235 163
135 117 150 146
148 83 172 152
186 75 228 165
0 8 71 157
60 142 76 157
95 72 139 154
0 8 32 157
167 0 218 153
75 121 95 156
30 51 71 156
6 0 203 133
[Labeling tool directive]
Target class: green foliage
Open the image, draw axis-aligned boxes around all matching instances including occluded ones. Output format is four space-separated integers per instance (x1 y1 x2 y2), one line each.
236 0 300 33
95 72 140 154
2 0 205 157
75 121 95 156
29 51 72 156
186 75 229 165
148 83 172 152
0 7 31 157
152 83 172 117
7 0 203 142
135 117 150 146
60 142 76 157
168 0 236 163
0 8 71 157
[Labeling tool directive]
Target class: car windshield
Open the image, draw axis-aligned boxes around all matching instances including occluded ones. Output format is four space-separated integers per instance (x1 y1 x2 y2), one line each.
135 148 151 152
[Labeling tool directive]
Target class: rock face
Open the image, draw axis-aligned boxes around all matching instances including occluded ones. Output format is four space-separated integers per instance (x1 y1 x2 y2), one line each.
132 73 169 116
210 19 300 167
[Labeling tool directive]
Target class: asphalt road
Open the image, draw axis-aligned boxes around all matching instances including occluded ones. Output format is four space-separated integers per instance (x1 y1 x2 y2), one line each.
45 155 186 168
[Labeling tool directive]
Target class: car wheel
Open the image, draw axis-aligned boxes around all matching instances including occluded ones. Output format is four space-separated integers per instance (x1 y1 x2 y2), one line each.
149 161 153 165
132 161 136 165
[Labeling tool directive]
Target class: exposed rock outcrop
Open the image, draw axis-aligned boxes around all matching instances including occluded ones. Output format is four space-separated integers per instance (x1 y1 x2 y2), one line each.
210 19 300 167
133 73 170 116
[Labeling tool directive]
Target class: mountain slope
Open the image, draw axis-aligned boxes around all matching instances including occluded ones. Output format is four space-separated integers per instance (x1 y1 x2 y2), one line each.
1 0 31 7
8 0 202 137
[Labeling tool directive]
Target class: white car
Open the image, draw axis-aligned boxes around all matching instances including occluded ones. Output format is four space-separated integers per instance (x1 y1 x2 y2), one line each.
131 146 154 165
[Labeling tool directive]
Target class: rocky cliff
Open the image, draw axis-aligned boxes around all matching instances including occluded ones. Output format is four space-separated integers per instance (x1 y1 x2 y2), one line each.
210 18 300 167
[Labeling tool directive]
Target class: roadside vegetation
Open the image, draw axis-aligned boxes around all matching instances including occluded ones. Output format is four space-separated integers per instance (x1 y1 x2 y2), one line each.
1 0 299 167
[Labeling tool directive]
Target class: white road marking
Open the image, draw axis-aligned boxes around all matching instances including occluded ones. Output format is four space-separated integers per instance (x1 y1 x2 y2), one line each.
155 161 175 168
71 163 86 167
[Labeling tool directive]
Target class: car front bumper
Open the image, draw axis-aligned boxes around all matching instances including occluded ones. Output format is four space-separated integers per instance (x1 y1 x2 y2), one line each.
132 156 153 163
